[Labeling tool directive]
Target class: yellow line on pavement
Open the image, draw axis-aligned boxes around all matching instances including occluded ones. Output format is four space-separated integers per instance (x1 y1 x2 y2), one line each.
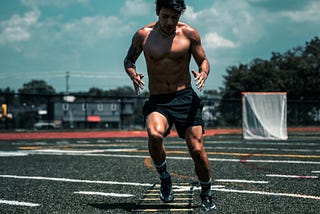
136 149 320 159
18 146 320 159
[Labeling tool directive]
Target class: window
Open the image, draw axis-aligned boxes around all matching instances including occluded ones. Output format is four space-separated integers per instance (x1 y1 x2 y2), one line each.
82 103 87 111
62 103 69 111
111 103 117 111
97 104 103 111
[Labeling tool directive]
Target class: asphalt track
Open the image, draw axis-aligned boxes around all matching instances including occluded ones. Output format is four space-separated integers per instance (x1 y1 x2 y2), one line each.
0 129 319 213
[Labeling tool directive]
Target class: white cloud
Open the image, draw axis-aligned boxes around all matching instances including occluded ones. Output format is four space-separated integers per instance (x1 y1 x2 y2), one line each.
183 6 199 23
183 1 266 48
280 1 320 22
20 0 89 8
203 32 237 49
120 0 153 17
61 15 132 45
0 9 40 44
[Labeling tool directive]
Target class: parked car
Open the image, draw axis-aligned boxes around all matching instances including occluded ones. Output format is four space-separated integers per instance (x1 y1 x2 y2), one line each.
34 122 57 129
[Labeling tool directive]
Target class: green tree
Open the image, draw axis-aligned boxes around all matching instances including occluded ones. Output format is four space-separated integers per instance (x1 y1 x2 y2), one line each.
18 80 56 105
221 36 320 100
88 87 105 97
16 80 56 128
0 87 16 106
18 80 56 95
219 36 320 126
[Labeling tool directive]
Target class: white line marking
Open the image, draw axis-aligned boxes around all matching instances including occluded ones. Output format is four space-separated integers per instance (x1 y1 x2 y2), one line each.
266 174 319 179
282 149 320 153
1 174 319 202
236 158 320 165
205 141 320 146
0 175 153 187
84 154 150 159
82 154 320 165
213 147 320 153
0 199 40 207
215 179 269 184
312 171 320 174
3 150 320 165
213 188 320 200
0 151 28 157
169 185 224 192
76 140 90 144
30 149 137 154
74 191 134 197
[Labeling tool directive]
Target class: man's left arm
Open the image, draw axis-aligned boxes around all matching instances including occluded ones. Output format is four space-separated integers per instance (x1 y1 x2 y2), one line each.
189 28 210 91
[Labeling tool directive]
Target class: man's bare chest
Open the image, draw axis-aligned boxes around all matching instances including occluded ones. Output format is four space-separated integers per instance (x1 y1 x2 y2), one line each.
143 33 191 61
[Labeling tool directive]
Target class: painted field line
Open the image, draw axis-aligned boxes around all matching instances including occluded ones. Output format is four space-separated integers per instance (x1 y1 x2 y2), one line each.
205 141 320 146
0 199 40 207
215 179 269 184
213 147 320 153
0 175 153 187
133 208 193 212
29 149 138 154
266 174 319 179
74 191 134 198
214 188 320 201
114 149 320 159
19 147 320 159
312 171 320 174
85 153 320 165
0 151 28 157
5 150 320 165
236 158 320 165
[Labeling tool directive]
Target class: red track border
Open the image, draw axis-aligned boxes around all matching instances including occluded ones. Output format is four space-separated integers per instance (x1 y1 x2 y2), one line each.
0 129 243 140
0 127 319 140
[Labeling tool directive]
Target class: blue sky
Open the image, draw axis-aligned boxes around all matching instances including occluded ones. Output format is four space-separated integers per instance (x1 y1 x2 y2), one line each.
1 0 319 94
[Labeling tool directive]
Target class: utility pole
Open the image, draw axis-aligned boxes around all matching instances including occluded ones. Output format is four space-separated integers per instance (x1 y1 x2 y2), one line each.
66 71 70 96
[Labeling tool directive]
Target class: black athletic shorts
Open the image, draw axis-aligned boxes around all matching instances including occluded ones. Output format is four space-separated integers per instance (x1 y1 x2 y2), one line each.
143 87 204 139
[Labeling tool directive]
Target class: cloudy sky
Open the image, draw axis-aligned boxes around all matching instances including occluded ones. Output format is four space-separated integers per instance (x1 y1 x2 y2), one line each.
1 0 319 94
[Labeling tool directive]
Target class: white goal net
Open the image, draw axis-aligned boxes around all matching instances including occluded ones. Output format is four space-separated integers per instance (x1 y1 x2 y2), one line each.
242 92 288 140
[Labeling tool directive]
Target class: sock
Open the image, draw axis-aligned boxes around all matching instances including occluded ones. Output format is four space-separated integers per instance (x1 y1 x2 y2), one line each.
200 179 212 196
155 160 170 179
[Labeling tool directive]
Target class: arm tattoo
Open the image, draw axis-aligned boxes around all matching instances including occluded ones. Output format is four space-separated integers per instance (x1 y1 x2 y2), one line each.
124 45 140 70
124 58 136 70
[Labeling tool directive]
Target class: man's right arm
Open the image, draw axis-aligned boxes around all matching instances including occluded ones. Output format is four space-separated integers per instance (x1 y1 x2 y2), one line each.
124 31 144 94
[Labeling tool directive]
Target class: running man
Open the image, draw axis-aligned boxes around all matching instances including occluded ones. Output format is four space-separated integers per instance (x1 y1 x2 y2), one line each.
124 0 216 211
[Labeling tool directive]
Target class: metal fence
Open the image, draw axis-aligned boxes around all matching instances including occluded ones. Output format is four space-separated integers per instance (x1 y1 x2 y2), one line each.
0 93 319 130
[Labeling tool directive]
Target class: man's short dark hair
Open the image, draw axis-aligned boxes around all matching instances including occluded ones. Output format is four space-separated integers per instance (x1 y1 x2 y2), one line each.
156 0 186 14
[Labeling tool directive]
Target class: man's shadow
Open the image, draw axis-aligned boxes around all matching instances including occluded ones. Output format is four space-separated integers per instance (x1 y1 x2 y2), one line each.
89 202 137 212
89 202 199 212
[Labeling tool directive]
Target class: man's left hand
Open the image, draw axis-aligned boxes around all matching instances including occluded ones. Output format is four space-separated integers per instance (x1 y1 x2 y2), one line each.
192 70 207 91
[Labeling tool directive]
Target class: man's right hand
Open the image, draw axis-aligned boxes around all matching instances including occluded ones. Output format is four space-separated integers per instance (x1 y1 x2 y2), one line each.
132 73 144 95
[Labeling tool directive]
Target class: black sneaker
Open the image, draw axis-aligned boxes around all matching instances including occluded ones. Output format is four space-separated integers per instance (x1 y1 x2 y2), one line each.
159 175 174 203
200 194 216 212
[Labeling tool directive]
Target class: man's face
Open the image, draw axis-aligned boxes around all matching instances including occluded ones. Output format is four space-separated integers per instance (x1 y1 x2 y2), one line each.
157 7 181 35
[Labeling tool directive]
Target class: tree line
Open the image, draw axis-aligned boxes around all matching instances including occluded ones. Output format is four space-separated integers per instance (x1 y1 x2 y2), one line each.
221 36 320 101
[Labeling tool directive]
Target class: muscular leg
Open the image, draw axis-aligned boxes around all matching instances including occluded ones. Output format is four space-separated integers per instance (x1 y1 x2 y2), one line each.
185 126 211 182
185 126 216 211
146 112 170 166
146 112 174 203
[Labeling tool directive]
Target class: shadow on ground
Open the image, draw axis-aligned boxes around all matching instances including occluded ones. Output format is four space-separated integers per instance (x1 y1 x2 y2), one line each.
89 202 200 212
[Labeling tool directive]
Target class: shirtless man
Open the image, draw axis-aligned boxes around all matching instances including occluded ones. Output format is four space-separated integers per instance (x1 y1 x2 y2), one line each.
124 0 216 211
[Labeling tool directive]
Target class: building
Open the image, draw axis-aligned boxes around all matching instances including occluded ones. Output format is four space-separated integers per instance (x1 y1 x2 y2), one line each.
53 98 135 129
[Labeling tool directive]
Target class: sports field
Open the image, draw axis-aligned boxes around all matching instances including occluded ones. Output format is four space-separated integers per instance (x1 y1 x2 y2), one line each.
0 129 319 213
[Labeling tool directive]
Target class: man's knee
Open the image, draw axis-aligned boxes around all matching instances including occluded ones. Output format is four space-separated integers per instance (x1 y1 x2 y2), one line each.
189 146 205 161
148 127 165 144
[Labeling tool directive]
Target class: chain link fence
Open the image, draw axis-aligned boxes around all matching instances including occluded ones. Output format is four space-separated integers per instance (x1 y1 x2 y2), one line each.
1 93 319 130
